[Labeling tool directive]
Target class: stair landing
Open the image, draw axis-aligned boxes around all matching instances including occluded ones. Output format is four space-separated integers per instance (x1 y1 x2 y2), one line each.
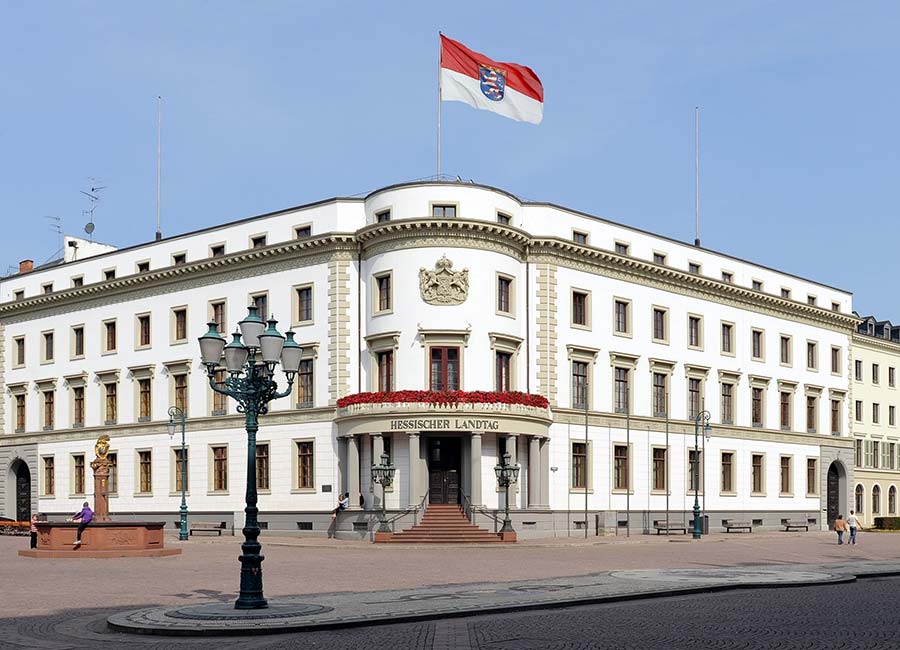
378 504 509 544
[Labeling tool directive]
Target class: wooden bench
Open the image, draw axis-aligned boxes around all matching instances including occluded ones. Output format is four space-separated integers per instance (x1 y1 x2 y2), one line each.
189 521 226 536
725 520 753 533
653 520 687 535
783 519 809 532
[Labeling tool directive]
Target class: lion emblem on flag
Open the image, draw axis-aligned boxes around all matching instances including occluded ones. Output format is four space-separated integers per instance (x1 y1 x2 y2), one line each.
479 65 506 102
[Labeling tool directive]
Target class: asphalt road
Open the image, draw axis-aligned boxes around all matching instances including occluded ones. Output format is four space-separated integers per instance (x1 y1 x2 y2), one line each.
5 576 898 649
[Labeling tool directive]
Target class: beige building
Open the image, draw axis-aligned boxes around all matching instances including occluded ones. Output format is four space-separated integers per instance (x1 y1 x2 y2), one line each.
850 315 900 526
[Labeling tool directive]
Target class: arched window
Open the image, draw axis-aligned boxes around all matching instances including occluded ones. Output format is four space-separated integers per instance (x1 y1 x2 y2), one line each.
872 485 881 515
889 486 897 515
855 484 864 513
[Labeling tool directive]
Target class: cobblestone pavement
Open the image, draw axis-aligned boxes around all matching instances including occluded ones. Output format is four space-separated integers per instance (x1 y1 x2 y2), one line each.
5 575 900 649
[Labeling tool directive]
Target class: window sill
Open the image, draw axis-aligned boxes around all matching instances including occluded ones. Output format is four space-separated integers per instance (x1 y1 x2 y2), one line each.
291 320 314 328
571 323 592 331
135 345 151 351
42 426 54 431
138 416 151 423
569 488 594 494
685 491 704 497
73 422 84 428
751 357 764 363
495 310 515 319
650 489 669 496
721 351 736 358
750 492 766 497
168 492 191 497
779 493 794 498
687 344 703 351
719 491 737 497
39 494 55 499
14 428 24 434
651 338 670 346
40 360 54 365
373 310 394 317
211 410 227 416
806 493 819 498
70 355 85 362
257 489 272 495
611 489 634 495
134 493 154 498
291 488 317 494
613 331 633 339
104 420 117 426
170 339 188 346
101 350 118 356
296 403 313 410
207 491 230 496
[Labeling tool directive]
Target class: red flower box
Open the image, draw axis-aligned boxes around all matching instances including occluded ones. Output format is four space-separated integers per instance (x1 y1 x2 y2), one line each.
337 390 549 409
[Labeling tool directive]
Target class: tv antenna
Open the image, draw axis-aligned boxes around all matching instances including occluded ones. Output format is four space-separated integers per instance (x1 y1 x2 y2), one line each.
44 215 63 253
80 178 106 241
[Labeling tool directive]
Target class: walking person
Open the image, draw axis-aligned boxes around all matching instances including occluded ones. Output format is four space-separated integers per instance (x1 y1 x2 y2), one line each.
29 513 39 549
69 501 93 547
846 510 861 545
833 514 847 545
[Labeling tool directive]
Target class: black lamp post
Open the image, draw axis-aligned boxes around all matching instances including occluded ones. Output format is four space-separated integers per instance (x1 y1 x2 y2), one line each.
494 451 520 535
197 306 303 610
167 406 188 542
370 452 396 534
692 410 712 540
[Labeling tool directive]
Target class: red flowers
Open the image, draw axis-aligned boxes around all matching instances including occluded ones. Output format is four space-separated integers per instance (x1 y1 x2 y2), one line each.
337 390 549 409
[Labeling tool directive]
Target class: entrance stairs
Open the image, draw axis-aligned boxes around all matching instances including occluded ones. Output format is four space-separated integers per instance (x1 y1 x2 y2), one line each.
387 504 501 543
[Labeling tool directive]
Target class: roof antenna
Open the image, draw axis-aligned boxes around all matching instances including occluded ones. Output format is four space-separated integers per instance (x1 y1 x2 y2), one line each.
44 215 63 254
693 106 701 247
81 177 106 242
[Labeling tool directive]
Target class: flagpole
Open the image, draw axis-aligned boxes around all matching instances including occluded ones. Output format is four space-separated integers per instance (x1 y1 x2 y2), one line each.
156 95 162 241
693 106 700 247
437 32 442 179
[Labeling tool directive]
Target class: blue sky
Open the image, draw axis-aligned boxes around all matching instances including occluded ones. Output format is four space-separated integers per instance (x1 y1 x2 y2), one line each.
1 2 897 315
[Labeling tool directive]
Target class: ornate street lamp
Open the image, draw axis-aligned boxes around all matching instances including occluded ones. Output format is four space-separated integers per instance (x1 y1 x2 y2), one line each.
197 307 302 610
167 406 188 542
692 410 712 540
370 452 396 534
494 451 520 535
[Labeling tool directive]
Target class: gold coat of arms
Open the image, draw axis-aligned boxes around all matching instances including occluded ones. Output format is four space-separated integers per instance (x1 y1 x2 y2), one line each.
419 255 469 305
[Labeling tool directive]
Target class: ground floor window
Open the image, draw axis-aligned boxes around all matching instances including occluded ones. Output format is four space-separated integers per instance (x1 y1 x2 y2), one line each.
855 484 864 513
571 442 587 489
297 441 314 489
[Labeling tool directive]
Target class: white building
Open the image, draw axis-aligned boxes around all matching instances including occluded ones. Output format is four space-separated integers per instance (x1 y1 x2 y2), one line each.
0 181 857 537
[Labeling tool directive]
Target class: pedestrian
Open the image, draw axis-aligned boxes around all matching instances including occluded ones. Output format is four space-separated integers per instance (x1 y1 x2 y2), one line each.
29 513 38 549
331 492 350 520
846 510 861 545
833 514 846 545
69 501 93 547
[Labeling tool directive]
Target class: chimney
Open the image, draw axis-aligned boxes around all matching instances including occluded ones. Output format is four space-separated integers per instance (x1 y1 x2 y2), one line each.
18 260 33 274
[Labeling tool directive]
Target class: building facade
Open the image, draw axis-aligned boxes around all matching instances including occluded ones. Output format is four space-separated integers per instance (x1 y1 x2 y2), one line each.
850 317 900 526
0 181 857 537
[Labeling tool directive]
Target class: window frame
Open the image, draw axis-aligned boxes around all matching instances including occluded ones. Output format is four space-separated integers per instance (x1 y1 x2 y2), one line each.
372 271 393 315
651 306 669 344
292 283 315 327
612 297 632 338
135 312 152 350
570 288 591 330
430 202 458 218
720 450 736 495
687 314 703 350
292 438 316 492
496 273 514 317
720 321 735 356
102 318 118 355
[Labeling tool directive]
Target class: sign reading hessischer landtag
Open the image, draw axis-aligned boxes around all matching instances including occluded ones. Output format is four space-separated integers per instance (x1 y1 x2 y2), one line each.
390 417 500 431
336 408 551 437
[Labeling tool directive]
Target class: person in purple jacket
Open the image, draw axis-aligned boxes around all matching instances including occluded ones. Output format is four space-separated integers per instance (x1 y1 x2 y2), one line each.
70 502 93 547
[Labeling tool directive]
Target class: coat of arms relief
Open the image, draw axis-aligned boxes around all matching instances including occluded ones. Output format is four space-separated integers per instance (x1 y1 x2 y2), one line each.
419 255 469 305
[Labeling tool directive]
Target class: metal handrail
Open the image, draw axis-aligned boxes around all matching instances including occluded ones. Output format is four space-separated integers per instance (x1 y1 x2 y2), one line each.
459 489 504 532
383 490 429 529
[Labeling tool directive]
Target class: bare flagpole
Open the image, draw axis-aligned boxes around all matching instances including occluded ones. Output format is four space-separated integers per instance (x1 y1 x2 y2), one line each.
693 106 700 247
437 32 442 179
156 95 162 241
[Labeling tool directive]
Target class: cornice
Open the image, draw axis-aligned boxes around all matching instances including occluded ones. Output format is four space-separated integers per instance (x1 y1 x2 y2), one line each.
529 238 859 333
851 332 900 356
356 218 529 260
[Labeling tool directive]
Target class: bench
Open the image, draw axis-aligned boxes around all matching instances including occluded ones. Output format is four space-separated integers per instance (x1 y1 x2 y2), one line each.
189 521 226 536
725 520 753 533
783 519 809 532
653 520 687 535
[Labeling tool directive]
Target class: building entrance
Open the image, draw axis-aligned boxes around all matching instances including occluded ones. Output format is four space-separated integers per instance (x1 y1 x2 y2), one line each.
14 461 31 521
827 462 841 528
428 437 461 504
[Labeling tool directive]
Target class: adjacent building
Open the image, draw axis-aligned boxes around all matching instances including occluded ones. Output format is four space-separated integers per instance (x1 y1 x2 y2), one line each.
0 181 858 537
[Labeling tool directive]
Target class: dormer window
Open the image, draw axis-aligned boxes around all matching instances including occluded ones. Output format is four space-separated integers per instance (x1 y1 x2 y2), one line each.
375 210 391 224
251 235 267 248
294 226 312 238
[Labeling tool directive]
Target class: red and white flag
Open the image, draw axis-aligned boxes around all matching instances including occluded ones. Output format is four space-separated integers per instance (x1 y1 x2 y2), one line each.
439 34 543 125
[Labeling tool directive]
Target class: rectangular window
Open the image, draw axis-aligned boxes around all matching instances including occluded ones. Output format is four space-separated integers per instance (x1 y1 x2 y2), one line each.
213 446 228 491
173 308 187 342
138 314 151 347
721 323 733 354
688 378 701 419
721 271 733 283
377 351 394 393
807 396 818 433
652 372 667 417
138 378 151 420
781 288 791 300
15 394 25 431
497 276 512 314
297 359 314 407
653 252 667 265
780 456 792 494
652 447 667 491
210 244 225 258
174 374 188 413
614 300 630 335
211 301 226 333
139 450 152 493
752 454 764 493
572 442 587 489
855 400 863 422
614 241 629 255
374 210 391 223
807 342 817 370
212 369 228 413
721 452 734 492
871 441 879 468
73 386 84 427
296 286 313 323
752 279 763 291
496 212 511 225
172 253 186 266
43 332 54 362
108 453 118 494
43 457 54 496
780 391 792 430
652 308 667 342
807 295 817 306
688 449 702 492
376 274 392 312
688 316 702 348
174 448 188 493
296 441 314 489
73 326 84 358
572 361 588 409
42 390 54 429
891 367 897 387
104 269 116 281
14 337 25 366
855 439 863 467
889 443 897 470
496 352 512 392
294 225 312 238
71 277 83 287
688 262 701 274
573 231 588 245
720 383 734 424
252 293 268 321
614 367 630 414
751 329 763 359
614 444 629 490
13 289 24 301
137 260 151 272
882 443 891 470
251 235 267 248
73 454 85 494
890 405 896 427
831 399 841 434
873 402 880 424
854 360 863 381
430 347 460 391
752 387 763 428
780 336 791 365
432 204 456 218
256 444 270 490
572 291 588 327
104 382 117 424
104 320 117 353
872 363 880 384
42 282 53 294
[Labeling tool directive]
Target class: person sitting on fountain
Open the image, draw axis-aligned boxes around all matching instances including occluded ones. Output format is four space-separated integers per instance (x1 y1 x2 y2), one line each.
69 501 93 547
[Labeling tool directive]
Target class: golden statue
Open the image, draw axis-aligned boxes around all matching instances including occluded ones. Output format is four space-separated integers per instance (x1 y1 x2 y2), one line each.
94 434 110 460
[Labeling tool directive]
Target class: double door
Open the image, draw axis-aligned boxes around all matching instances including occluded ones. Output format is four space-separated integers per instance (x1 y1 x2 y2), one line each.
427 437 461 504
